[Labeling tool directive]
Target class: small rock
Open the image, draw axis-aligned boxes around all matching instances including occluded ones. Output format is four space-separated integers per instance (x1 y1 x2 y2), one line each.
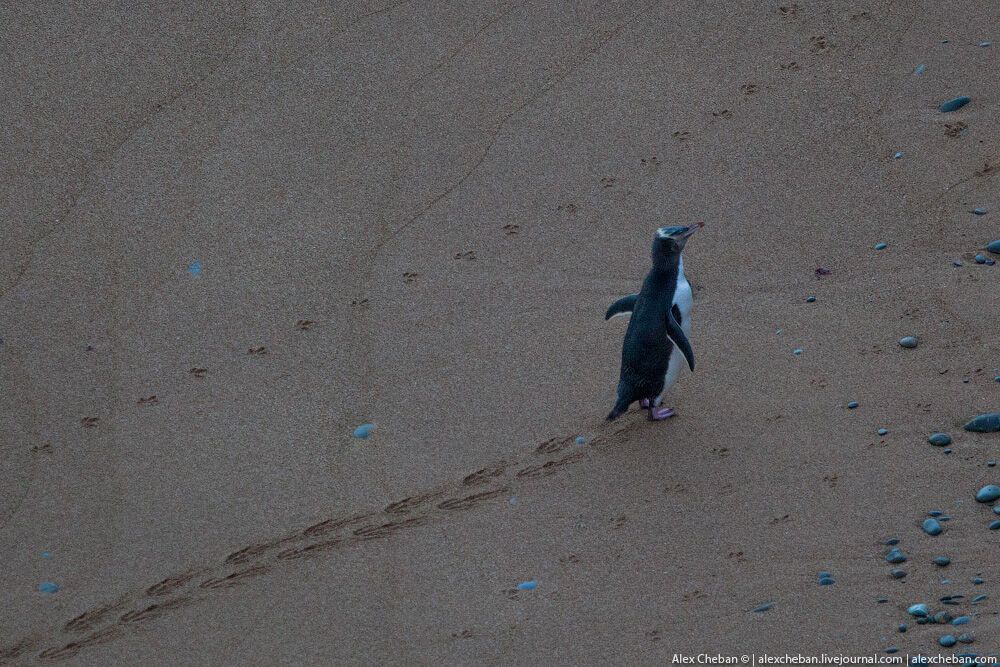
965 413 1000 433
993 506 1000 515
575 436 587 445
944 448 953 454
923 518 943 536
886 647 899 655
952 616 971 625
878 428 889 435
973 208 988 215
517 580 538 591
989 520 1000 530
751 602 774 613
885 538 900 545
987 240 1000 254
958 633 974 644
187 260 203 277
806 296 816 302
976 485 1000 503
875 242 888 250
914 64 927 75
933 556 951 566
37 582 59 594
893 152 904 160
939 96 971 112
989 460 998 467
953 260 964 267
819 576 834 586
980 41 991 47
908 603 929 617
887 548 907 563
899 336 918 348
971 594 987 603
940 635 958 647
890 568 907 579
847 401 859 409
929 432 952 446
933 611 953 623
971 577 983 585
976 254 987 264
352 423 376 439
898 623 908 632
928 510 943 517
793 348 803 355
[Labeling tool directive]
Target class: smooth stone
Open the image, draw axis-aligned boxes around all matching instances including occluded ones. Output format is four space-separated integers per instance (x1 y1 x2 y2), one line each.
929 510 944 516
886 648 899 654
989 460 998 466
993 506 1000 515
806 296 816 302
973 208 988 215
954 260 964 267
875 242 888 250
975 485 1000 503
793 348 803 355
887 548 907 563
976 255 987 264
908 603 929 617
847 401 859 409
819 577 834 586
959 633 974 644
928 432 951 446
939 96 971 112
972 577 983 584
885 538 900 545
933 611 953 624
971 594 987 603
751 602 774 613
987 240 1000 254
818 571 831 578
575 436 587 445
37 582 59 594
517 580 538 591
893 152 904 159
981 41 992 47
944 448 953 454
41 551 51 559
899 623 908 632
899 336 918 348
878 428 889 435
914 64 926 75
939 516 952 521
922 518 943 536
352 423 375 439
989 520 1000 530
965 413 1000 433
890 569 907 579
940 635 958 647
933 556 951 566
952 616 971 625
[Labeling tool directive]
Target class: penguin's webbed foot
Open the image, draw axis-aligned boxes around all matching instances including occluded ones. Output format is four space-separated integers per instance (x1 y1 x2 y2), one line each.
640 398 651 408
649 407 675 421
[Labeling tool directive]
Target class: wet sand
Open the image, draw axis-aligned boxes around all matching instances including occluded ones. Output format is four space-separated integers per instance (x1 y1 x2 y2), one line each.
2 1 1000 663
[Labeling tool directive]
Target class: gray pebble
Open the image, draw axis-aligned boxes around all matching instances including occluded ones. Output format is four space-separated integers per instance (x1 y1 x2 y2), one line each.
751 602 774 613
875 242 888 250
958 633 974 644
899 336 918 348
976 485 1000 503
929 432 952 446
885 538 900 545
952 616 971 625
939 96 971 112
976 254 987 264
940 635 958 647
933 556 951 566
973 208 988 215
878 428 889 435
899 623 908 632
972 577 984 585
989 520 1000 530
806 296 816 302
908 603 929 617
929 510 943 516
954 260 964 267
891 568 907 579
965 413 1000 433
887 547 907 563
988 239 1000 254
972 594 988 604
847 401 859 409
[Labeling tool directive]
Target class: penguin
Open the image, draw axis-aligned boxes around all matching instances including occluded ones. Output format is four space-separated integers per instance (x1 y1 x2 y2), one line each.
605 222 702 421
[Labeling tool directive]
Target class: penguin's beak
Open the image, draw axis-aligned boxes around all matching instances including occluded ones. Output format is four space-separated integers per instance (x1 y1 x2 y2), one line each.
676 221 704 240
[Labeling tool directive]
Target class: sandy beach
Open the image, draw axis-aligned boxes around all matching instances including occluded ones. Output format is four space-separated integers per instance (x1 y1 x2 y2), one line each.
2 1 999 664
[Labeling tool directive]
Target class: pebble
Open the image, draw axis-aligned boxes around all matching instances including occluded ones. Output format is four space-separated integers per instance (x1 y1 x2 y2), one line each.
973 208 988 215
187 260 203 277
923 518 943 536
41 551 51 559
958 633 974 644
806 296 816 302
352 423 376 439
898 623 908 632
940 635 958 648
819 577 834 586
914 64 927 75
976 254 987 264
939 96 971 112
972 577 983 585
928 432 952 446
993 506 1000 515
899 336 918 348
989 520 1000 530
971 594 988 604
575 436 587 445
987 240 1000 254
517 580 538 591
893 152 904 160
953 260 964 267
934 611 953 623
965 413 1000 433
885 538 900 545
989 460 998 467
37 582 59 594
875 242 888 250
751 602 774 613
890 568 907 579
878 428 889 436
847 401 859 409
908 603 929 617
793 348 803 356
886 548 907 563
952 616 971 625
944 448 953 454
929 510 943 517
976 485 1000 503
980 41 992 47
933 556 951 566
886 647 899 654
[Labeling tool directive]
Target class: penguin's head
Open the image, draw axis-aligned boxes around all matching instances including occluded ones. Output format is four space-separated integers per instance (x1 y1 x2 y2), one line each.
653 222 702 260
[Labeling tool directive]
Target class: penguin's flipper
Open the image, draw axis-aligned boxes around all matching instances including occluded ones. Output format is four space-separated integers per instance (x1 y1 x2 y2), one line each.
665 310 695 371
605 294 638 320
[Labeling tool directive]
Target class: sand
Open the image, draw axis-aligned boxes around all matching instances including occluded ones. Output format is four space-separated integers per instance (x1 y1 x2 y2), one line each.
2 1 999 664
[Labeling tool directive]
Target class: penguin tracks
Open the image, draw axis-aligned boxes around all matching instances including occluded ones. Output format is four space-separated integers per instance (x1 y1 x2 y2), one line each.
453 250 477 261
295 319 315 331
944 122 968 138
80 416 99 428
246 346 268 355
739 84 757 96
136 395 159 406
462 463 508 487
502 223 520 235
809 36 833 53
188 367 208 377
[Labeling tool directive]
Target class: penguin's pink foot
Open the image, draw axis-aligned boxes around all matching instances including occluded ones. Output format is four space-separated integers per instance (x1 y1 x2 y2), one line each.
649 407 675 421
640 398 651 408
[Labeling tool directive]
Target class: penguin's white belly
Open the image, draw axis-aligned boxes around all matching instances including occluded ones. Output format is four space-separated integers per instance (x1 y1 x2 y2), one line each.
656 266 693 405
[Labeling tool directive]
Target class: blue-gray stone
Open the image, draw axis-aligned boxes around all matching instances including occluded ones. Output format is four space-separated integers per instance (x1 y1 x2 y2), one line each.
899 623 908 632
575 436 587 445
875 242 888 250
929 510 943 516
994 506 1000 515
899 336 918 348
990 520 1000 530
990 460 998 466
886 538 900 545
940 635 958 647
927 433 951 447
923 518 943 535
976 485 1000 503
878 428 889 435
972 577 983 584
887 547 907 563
819 576 834 586
893 151 904 159
848 401 859 409
806 296 816 302
988 240 1000 254
751 602 774 613
973 208 988 215
886 648 899 654
793 348 803 355
37 582 59 594
908 603 929 617
914 64 927 75
934 611 953 623
972 594 987 603
976 255 987 264
352 423 375 439
933 556 951 566
939 96 971 112
952 616 971 625
959 633 974 643
954 260 964 267
891 568 907 579
965 413 1000 433
944 448 953 454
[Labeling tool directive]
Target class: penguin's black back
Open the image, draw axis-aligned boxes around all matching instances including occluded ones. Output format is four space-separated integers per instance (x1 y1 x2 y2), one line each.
615 264 680 404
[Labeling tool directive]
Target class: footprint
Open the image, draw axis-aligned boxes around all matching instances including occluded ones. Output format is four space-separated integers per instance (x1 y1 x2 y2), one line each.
711 110 732 119
137 395 158 406
600 177 616 188
672 130 691 140
740 83 758 95
402 272 419 284
515 452 585 479
728 550 747 563
640 156 661 166
976 162 996 177
120 597 192 626
556 203 578 213
711 447 730 458
611 515 628 529
780 61 801 71
188 367 207 377
502 224 520 235
809 36 832 53
198 565 270 590
247 346 267 355
849 10 870 20
770 513 792 524
462 463 508 487
646 629 662 642
453 250 477 261
437 487 510 511
451 629 475 640
295 320 315 330
80 416 99 428
350 297 369 307
944 122 968 138
385 490 446 514
778 3 799 17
